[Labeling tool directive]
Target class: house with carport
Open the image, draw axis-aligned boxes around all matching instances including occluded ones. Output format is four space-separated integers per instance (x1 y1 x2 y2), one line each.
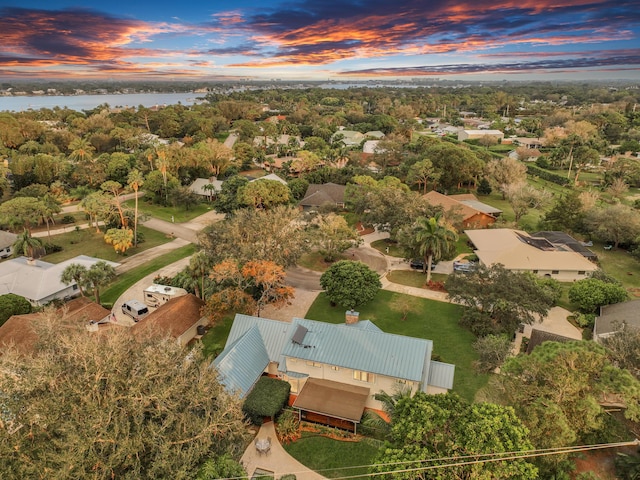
213 313 455 432
465 228 598 281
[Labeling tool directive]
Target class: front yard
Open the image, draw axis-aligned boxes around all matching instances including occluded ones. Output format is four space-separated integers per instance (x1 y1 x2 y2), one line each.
41 226 173 263
305 290 488 402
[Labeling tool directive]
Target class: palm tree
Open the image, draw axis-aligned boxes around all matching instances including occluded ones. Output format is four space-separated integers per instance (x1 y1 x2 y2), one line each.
188 252 214 299
60 263 88 296
84 261 116 305
68 137 95 163
127 169 144 246
13 229 44 259
104 228 134 254
413 215 458 283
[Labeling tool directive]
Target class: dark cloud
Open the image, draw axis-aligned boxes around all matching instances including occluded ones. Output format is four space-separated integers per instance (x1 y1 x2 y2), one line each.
338 53 640 76
224 0 640 65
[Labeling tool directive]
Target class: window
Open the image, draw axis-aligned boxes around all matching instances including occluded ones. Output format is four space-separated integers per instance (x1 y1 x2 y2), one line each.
72 285 78 290
551 270 559 275
330 366 339 371
395 379 412 387
353 370 375 383
306 361 321 368
532 270 538 274
578 270 586 275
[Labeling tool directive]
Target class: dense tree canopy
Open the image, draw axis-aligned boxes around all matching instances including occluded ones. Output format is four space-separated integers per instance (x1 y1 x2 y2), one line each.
446 264 556 336
199 205 307 267
371 392 538 480
320 260 381 310
0 312 248 479
495 341 640 476
0 293 31 326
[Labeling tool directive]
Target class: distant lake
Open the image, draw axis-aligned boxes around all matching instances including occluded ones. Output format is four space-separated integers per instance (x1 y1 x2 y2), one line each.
0 92 203 112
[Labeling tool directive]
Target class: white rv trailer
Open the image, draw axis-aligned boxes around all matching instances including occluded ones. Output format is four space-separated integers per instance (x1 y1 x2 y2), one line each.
143 284 188 308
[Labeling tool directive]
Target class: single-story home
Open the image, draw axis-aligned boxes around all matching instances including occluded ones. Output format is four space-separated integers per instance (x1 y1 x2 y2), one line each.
0 297 112 355
458 129 504 142
424 191 500 228
331 129 365 147
133 294 207 347
250 173 287 185
299 183 346 210
189 177 224 200
0 230 17 258
594 299 640 342
0 255 120 306
465 228 598 281
515 137 545 149
531 231 597 261
213 312 455 431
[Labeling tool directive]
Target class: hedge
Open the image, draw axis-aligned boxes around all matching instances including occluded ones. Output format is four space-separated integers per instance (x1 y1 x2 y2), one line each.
526 164 572 186
243 376 291 425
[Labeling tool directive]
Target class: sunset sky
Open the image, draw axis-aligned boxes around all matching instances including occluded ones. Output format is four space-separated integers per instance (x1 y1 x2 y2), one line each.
1 0 639 81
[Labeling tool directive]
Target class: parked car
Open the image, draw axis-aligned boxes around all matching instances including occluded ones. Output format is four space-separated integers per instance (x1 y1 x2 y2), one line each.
453 260 477 272
410 259 437 271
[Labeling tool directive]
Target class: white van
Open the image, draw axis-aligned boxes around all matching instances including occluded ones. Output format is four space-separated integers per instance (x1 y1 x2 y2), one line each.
121 300 149 322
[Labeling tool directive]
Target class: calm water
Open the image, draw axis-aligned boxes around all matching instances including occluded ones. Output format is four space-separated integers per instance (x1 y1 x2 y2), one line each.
0 92 202 112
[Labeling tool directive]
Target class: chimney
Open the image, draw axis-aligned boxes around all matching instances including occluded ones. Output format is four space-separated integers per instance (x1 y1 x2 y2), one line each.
345 310 359 325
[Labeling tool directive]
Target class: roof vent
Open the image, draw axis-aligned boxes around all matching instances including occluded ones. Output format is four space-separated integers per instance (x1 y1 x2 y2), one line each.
291 325 308 345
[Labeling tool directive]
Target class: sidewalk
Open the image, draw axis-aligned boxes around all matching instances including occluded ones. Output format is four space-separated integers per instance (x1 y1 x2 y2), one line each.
241 421 326 480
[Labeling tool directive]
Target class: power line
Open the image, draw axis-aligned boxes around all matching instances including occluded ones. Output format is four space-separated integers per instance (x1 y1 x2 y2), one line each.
219 438 639 480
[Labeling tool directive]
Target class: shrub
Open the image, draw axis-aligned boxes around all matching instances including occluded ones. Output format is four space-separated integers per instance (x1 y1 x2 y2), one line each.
276 408 300 444
526 164 571 186
61 215 76 224
43 243 63 254
242 377 290 425
0 293 32 325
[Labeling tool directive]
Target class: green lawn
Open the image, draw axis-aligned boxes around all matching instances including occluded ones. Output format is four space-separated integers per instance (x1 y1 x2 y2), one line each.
370 239 405 258
297 251 348 272
388 270 448 288
42 226 172 263
123 198 215 223
100 244 197 307
201 313 236 358
283 433 381 479
305 291 488 402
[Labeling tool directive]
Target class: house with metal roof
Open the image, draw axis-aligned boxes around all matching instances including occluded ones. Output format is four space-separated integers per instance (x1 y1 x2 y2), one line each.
466 228 598 281
213 313 455 431
0 255 119 306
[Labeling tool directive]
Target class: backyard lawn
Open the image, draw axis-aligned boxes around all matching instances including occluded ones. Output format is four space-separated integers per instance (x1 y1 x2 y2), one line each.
305 290 488 402
283 433 381 479
41 226 172 263
123 197 214 223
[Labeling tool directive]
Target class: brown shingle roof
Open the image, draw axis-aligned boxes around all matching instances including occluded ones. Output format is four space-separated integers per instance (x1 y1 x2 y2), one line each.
424 191 480 221
0 297 111 355
526 328 575 354
299 183 346 207
134 294 205 339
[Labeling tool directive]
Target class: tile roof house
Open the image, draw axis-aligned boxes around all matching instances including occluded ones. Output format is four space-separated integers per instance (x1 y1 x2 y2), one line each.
213 313 455 430
424 191 500 228
0 230 17 258
594 300 640 342
299 183 346 210
133 294 207 346
466 228 598 281
0 297 112 355
0 255 120 306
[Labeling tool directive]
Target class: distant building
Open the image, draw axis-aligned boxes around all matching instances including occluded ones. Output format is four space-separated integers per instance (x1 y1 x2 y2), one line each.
458 129 504 142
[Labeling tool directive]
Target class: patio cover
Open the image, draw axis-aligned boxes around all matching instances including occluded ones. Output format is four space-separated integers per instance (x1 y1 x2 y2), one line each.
292 378 369 423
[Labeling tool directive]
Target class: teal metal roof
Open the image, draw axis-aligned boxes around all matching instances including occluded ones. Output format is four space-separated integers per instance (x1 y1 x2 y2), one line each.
428 361 455 390
212 326 269 398
282 318 433 383
225 314 293 362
